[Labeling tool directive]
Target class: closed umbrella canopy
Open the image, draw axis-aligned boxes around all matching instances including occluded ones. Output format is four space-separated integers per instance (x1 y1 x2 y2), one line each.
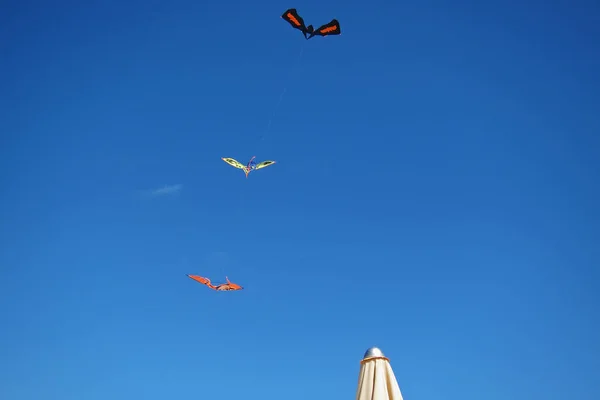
356 347 404 400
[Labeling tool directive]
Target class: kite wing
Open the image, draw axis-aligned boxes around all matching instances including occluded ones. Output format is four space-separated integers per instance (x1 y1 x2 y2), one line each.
222 157 245 170
255 160 276 170
187 274 216 290
310 19 341 38
282 8 308 37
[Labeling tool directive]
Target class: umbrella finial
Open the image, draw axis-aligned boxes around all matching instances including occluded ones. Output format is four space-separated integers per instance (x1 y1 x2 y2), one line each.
363 347 385 360
356 347 403 400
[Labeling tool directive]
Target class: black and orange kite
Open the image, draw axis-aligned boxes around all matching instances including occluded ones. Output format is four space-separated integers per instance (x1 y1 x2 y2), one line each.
281 8 341 39
187 274 243 291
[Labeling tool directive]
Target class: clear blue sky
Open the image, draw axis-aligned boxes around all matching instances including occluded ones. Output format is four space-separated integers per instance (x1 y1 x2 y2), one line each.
1 0 598 399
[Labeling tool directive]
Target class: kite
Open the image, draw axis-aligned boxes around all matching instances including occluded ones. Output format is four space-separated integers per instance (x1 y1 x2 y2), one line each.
281 8 341 39
187 274 243 291
221 156 276 178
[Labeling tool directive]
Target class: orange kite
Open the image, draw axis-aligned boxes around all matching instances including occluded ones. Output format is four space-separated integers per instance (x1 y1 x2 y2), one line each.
281 8 341 39
187 274 243 291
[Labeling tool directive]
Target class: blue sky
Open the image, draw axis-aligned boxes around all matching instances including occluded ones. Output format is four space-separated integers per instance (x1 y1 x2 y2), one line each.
1 0 599 399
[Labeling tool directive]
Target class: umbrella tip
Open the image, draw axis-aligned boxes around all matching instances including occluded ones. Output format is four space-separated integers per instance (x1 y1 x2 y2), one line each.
363 347 385 359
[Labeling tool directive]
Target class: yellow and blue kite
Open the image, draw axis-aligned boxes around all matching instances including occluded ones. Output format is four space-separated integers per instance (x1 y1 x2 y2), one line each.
221 156 276 178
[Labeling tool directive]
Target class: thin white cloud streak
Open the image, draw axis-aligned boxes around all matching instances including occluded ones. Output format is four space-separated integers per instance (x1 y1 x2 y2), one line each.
149 184 183 196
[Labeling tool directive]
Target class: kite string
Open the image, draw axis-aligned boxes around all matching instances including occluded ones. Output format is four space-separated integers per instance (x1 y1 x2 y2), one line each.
260 43 306 144
219 263 227 279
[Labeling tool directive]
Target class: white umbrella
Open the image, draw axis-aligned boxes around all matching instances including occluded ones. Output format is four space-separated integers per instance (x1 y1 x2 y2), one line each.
356 347 404 400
